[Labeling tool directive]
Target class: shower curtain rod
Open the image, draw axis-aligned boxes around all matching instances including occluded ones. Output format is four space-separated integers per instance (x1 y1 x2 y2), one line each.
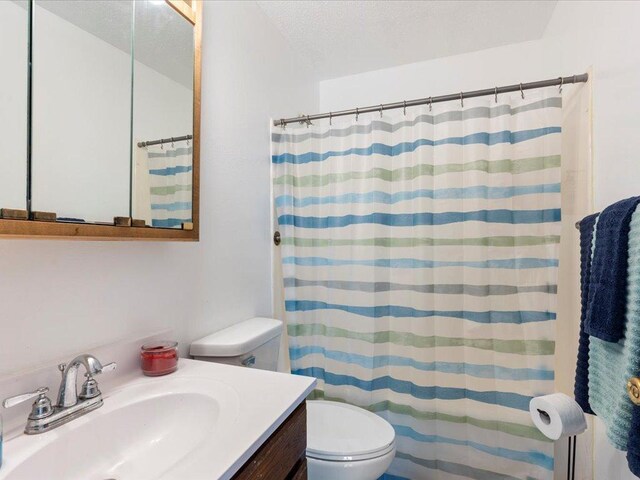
137 134 192 148
274 73 589 127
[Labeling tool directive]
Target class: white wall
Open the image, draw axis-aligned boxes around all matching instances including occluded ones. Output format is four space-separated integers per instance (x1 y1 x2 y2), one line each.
0 1 318 376
319 2 640 478
320 39 547 111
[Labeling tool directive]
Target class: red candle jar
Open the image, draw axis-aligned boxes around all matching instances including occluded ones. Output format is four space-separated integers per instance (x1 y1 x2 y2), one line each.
141 341 178 376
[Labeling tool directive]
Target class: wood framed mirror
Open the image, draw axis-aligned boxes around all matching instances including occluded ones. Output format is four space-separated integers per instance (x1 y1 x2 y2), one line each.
0 0 201 241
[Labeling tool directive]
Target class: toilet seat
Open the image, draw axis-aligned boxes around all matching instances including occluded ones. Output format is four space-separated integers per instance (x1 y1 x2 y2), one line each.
306 400 396 462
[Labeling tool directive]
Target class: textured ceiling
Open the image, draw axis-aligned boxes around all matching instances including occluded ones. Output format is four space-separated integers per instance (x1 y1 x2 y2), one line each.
257 0 558 80
34 0 193 89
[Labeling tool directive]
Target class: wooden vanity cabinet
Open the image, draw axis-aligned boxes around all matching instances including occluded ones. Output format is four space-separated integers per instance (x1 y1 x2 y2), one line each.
232 402 307 480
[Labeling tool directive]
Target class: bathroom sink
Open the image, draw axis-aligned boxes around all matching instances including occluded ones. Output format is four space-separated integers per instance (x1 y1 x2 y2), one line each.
3 376 238 480
2 366 245 480
0 359 313 480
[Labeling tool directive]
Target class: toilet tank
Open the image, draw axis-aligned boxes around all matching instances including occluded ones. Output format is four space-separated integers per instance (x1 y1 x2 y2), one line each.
190 317 283 371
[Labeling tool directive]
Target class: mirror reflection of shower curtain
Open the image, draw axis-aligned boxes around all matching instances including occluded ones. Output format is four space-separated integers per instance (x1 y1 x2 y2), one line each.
134 143 192 228
273 90 564 480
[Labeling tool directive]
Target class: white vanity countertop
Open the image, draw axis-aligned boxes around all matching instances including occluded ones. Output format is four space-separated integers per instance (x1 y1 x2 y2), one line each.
168 359 316 479
0 358 316 480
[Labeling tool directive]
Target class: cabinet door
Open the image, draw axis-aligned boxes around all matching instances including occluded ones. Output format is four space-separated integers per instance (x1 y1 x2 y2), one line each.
232 403 308 480
0 1 29 213
31 0 133 224
131 1 195 229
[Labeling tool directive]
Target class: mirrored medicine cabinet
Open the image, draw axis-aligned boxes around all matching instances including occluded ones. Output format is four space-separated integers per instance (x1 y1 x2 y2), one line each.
0 0 201 240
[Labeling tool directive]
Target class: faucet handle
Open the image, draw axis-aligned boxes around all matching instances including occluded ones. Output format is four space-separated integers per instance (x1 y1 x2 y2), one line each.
3 387 53 420
79 362 116 400
3 387 49 409
98 362 117 375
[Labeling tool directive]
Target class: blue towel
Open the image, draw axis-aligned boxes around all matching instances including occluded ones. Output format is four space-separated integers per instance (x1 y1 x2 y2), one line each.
626 208 640 474
585 196 640 342
574 213 598 414
629 408 640 477
588 207 640 450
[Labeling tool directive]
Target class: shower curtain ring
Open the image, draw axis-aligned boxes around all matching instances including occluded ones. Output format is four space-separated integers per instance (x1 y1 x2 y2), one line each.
460 92 464 108
494 86 498 104
403 100 407 116
160 139 164 150
520 83 524 99
355 107 359 122
428 97 432 112
171 137 175 148
559 76 564 93
379 104 383 118
329 112 332 126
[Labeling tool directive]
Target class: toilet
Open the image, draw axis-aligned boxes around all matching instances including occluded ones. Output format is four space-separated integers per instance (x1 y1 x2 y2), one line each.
190 317 396 480
305 400 396 480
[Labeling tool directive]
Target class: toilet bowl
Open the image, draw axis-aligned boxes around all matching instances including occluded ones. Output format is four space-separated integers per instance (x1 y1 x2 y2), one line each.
190 318 396 480
306 400 396 480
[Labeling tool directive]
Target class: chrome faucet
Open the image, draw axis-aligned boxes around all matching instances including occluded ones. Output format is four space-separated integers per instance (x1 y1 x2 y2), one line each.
2 354 116 434
57 354 115 407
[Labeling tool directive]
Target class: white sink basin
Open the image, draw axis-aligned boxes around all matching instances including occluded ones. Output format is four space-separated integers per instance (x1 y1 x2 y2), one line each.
0 359 315 480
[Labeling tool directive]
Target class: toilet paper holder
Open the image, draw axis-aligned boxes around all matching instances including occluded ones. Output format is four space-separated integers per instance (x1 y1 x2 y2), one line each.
627 377 640 405
535 407 578 480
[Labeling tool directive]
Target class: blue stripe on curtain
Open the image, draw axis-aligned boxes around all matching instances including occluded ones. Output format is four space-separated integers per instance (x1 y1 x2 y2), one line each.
285 300 555 323
152 218 191 228
149 165 193 176
289 346 554 380
392 425 553 470
272 127 561 164
293 368 533 411
277 208 561 227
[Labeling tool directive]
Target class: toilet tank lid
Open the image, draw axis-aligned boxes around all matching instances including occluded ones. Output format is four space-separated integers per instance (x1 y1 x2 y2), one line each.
190 317 283 357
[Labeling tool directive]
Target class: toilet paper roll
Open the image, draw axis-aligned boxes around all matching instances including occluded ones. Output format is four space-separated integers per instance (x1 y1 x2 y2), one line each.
529 393 587 440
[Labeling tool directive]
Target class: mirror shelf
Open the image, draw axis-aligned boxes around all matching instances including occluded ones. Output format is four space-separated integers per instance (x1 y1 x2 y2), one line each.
0 217 198 241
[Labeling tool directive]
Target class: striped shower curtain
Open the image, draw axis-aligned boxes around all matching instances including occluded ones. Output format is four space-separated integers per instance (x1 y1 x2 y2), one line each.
272 89 561 480
146 143 193 228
